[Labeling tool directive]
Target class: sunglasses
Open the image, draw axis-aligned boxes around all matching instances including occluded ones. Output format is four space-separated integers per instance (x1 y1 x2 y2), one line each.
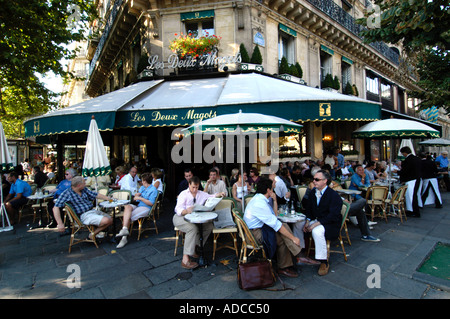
313 178 325 182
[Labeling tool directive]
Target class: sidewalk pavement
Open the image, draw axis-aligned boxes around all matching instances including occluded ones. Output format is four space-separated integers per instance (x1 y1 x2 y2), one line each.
0 192 449 300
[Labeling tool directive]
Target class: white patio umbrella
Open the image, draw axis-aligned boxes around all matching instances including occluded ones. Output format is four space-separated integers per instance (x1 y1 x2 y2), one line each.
353 118 440 211
82 116 112 200
183 110 303 212
419 138 450 147
0 121 14 232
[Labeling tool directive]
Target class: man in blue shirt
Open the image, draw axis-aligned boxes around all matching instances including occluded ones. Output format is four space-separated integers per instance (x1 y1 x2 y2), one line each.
435 151 449 191
349 165 371 200
4 171 32 224
244 178 301 278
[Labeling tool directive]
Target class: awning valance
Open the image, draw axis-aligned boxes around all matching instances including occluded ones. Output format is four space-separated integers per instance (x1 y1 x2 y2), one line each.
24 73 381 138
180 10 214 21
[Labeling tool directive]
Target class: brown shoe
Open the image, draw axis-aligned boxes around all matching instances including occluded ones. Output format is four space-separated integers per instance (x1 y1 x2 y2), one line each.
181 260 199 270
278 267 298 278
318 262 329 276
297 256 321 265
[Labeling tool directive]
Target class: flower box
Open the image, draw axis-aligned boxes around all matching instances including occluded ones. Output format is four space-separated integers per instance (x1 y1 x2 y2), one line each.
239 63 264 72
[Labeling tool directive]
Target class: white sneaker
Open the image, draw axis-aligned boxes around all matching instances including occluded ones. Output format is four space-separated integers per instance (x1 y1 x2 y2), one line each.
116 236 128 248
116 228 129 237
368 221 378 226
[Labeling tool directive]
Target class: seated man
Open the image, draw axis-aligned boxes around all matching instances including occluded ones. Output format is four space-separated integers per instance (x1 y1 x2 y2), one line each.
204 168 227 195
349 164 370 200
173 176 225 269
115 173 159 249
32 166 48 188
4 171 32 224
244 178 302 278
53 176 113 240
301 170 343 276
118 166 141 194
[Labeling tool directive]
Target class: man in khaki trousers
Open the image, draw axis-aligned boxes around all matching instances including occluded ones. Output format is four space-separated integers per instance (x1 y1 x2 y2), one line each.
244 178 302 278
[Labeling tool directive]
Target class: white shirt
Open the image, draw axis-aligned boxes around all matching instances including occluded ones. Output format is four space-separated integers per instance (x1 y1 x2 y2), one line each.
244 193 282 232
274 176 289 199
119 173 140 193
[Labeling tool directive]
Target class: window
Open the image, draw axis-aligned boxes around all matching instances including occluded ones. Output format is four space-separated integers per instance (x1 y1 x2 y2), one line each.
341 61 352 86
185 19 214 37
278 32 295 65
366 75 379 95
381 82 392 100
320 51 333 82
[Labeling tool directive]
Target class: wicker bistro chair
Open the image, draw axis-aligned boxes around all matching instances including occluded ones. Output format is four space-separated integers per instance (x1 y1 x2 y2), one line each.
232 208 267 263
212 197 238 260
306 201 351 262
385 185 408 223
130 193 160 240
243 194 254 207
65 203 98 253
173 226 185 256
365 186 389 222
31 184 57 223
296 185 309 209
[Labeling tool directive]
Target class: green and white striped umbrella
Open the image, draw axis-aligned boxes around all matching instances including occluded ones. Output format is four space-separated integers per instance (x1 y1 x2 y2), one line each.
352 118 440 139
183 110 302 212
0 122 14 173
183 110 303 136
82 116 112 178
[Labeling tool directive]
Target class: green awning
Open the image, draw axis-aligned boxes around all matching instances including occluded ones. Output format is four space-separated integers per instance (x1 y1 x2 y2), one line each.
180 10 214 21
321 44 334 55
279 23 297 37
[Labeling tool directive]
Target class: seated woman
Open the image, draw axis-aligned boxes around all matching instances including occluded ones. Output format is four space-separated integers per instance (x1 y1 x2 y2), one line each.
151 168 164 193
229 168 239 187
111 166 126 189
247 167 260 187
232 171 251 211
115 173 159 248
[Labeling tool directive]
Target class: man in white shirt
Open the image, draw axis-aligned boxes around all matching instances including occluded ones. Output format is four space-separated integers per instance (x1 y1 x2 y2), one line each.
244 178 301 278
268 172 290 205
204 168 227 195
119 166 141 194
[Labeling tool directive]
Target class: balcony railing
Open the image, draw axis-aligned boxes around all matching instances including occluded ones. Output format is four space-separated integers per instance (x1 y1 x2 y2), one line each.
305 0 399 65
89 0 123 76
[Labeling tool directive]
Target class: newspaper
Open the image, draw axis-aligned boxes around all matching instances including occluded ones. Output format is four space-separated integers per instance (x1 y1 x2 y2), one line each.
213 207 236 229
192 196 222 212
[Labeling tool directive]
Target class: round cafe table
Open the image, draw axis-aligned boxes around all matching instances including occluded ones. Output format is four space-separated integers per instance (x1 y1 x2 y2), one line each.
336 189 362 203
277 212 306 224
27 193 53 229
184 212 218 267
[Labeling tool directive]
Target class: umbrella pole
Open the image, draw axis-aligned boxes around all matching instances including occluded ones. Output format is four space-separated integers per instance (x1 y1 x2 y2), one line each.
0 180 13 232
240 128 245 213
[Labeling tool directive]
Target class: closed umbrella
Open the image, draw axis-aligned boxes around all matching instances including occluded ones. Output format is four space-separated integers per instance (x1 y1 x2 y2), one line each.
183 110 303 212
0 122 14 232
82 116 112 197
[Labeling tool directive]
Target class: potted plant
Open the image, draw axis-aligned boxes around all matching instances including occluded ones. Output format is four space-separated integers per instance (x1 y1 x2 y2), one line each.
169 33 221 58
239 44 264 72
321 73 334 90
333 75 340 91
278 59 306 84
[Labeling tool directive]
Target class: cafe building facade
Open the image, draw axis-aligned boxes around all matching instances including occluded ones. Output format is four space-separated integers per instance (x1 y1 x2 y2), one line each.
24 0 441 194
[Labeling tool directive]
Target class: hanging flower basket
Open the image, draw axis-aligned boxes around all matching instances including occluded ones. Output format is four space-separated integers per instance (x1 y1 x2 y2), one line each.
169 33 221 59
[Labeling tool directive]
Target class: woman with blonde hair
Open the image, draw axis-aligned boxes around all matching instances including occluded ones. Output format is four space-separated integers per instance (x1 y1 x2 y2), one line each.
151 168 164 193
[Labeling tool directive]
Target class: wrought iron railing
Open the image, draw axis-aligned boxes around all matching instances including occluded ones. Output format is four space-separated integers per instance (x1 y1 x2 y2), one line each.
305 0 399 65
89 0 123 76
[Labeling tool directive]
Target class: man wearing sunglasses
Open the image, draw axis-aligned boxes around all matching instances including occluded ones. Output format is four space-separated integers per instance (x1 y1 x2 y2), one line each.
301 170 343 276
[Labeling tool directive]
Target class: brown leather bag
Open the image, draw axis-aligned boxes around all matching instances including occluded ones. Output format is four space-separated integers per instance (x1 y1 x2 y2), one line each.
237 260 276 290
